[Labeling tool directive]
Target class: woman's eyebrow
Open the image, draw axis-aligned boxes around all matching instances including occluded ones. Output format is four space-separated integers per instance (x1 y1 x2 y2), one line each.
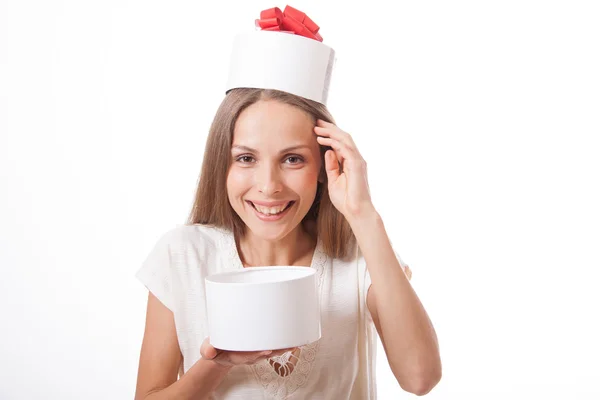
231 144 312 153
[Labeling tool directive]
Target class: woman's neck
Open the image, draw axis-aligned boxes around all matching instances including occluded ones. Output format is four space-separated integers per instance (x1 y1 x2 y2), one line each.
237 224 316 267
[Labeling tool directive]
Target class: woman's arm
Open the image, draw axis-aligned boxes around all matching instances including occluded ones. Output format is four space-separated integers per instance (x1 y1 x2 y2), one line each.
135 293 232 400
354 211 442 396
313 119 441 394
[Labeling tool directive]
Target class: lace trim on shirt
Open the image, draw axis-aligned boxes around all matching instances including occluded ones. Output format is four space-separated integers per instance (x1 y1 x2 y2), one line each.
251 239 326 399
217 227 328 399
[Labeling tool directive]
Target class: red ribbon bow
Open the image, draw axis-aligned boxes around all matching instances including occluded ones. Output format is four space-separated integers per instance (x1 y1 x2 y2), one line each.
255 5 323 42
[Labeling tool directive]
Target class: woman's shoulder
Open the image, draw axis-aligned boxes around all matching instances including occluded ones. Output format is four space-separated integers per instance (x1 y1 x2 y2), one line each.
153 223 232 253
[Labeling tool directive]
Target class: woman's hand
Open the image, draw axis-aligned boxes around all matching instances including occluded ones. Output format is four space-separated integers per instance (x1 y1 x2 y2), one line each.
200 337 296 367
314 119 376 220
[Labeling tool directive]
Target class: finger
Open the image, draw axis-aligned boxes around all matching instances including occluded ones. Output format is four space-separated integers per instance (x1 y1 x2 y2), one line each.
318 137 347 175
315 131 357 153
200 337 218 360
324 149 340 182
250 350 274 363
270 347 295 357
244 350 272 361
235 350 271 358
314 126 352 148
316 118 335 127
316 136 346 157
314 124 357 149
317 137 363 170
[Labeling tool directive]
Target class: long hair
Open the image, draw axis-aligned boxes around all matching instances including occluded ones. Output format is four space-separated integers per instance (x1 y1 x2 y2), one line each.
186 88 355 259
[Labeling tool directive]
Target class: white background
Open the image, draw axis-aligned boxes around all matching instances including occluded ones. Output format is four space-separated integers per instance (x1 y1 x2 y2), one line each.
1 0 599 399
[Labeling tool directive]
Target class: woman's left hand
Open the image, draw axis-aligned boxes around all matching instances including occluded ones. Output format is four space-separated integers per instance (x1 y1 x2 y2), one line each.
314 119 376 221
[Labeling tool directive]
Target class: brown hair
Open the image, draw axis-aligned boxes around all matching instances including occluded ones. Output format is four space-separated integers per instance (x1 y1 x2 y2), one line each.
186 88 355 259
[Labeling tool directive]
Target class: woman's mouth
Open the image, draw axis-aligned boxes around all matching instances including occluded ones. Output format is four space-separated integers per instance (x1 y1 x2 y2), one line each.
246 201 295 221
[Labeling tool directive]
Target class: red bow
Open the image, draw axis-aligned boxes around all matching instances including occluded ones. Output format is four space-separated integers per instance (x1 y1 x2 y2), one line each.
255 5 323 42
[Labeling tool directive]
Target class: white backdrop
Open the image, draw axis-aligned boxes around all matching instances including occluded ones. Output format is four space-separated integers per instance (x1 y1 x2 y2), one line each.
1 0 599 399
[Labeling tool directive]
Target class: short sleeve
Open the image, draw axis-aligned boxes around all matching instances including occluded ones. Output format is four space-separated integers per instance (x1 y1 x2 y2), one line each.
363 249 411 322
135 229 176 311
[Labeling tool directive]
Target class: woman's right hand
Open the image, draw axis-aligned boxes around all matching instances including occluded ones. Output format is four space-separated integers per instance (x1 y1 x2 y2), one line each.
200 337 296 367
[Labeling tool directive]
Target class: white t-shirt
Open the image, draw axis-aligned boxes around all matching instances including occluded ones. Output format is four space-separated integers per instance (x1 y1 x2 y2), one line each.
136 223 408 399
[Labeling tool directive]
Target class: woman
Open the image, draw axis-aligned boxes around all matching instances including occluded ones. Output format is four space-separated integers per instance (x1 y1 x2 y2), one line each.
135 7 441 399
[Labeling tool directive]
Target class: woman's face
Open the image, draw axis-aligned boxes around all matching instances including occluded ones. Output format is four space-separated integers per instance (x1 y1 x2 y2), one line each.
227 100 322 241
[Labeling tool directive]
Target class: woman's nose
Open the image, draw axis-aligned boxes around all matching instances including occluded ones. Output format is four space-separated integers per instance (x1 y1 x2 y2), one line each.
256 164 283 196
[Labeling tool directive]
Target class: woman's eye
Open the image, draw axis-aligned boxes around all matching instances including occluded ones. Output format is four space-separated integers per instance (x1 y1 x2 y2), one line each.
285 156 304 164
236 155 255 163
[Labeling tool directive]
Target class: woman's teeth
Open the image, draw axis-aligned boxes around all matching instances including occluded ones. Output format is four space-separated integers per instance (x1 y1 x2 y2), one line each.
252 202 291 215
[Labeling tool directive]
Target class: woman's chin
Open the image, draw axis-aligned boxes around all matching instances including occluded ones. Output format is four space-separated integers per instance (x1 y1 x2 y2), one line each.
245 217 304 241
247 224 292 241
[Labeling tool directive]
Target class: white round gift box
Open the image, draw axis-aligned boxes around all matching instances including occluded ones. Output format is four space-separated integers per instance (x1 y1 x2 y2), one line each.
225 30 336 105
205 266 321 351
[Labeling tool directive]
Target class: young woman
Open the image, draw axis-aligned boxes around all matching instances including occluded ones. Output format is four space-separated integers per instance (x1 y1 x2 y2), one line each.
135 7 441 400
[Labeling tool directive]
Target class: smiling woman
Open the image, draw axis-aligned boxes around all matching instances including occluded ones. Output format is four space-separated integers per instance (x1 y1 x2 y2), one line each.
134 5 439 400
228 99 327 246
191 88 354 263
